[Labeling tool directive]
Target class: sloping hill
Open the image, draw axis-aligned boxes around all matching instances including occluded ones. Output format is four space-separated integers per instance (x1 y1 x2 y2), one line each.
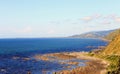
103 34 120 55
69 30 114 39
104 29 120 41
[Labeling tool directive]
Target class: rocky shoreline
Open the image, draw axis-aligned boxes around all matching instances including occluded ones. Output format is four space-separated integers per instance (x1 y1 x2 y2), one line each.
34 52 108 74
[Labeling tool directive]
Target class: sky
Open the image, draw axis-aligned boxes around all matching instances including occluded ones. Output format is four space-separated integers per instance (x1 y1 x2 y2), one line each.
0 0 120 38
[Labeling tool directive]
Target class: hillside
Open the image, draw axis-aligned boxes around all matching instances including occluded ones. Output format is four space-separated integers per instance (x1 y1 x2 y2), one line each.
103 34 120 55
104 29 120 41
69 30 114 39
88 34 120 74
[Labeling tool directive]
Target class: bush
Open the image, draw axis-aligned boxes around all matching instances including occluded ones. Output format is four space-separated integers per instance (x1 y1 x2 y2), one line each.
106 55 120 74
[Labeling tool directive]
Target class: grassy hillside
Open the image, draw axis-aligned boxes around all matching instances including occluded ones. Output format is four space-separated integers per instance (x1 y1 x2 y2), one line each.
99 34 120 73
88 34 120 74
104 29 120 41
103 34 120 55
103 34 120 73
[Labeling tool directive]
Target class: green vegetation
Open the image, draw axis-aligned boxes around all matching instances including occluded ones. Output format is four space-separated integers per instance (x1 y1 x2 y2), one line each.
103 29 120 74
87 52 120 74
88 33 120 73
106 55 120 74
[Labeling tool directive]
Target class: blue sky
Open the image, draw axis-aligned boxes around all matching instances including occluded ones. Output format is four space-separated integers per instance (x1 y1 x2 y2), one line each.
0 0 120 38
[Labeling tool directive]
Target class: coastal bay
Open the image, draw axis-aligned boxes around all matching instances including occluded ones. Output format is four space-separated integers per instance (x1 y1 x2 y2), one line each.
0 38 107 74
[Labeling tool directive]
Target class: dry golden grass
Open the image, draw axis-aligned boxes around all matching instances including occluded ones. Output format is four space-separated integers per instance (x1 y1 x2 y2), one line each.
103 34 120 55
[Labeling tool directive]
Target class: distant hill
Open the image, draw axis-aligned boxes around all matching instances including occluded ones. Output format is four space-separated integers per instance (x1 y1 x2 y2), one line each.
104 29 120 41
69 30 114 39
103 34 120 55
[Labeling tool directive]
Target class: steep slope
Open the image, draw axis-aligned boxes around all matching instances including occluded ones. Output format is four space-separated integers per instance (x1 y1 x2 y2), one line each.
104 29 120 41
103 34 120 55
69 30 114 39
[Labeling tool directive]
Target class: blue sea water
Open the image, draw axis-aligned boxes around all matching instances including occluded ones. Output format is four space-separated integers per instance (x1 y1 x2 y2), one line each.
0 38 107 74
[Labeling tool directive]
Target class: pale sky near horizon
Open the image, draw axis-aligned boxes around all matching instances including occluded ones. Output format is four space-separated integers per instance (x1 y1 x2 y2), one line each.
0 0 120 38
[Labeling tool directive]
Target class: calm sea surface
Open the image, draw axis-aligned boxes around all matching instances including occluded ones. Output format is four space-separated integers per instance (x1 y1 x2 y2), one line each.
0 38 107 74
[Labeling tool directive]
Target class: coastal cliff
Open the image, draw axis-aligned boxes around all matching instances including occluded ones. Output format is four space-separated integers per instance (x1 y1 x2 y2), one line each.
104 34 120 55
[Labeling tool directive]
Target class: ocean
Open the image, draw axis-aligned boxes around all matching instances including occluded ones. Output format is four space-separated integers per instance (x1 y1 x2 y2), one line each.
0 38 107 74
